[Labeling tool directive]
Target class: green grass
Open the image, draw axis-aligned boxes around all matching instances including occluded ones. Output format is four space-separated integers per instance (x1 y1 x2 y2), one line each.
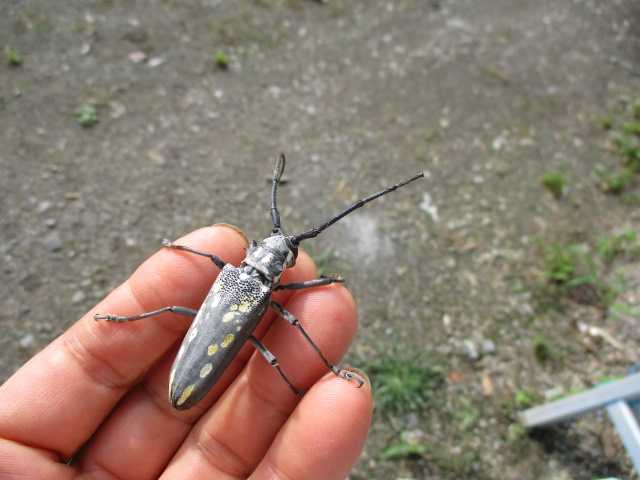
595 102 640 195
633 100 640 120
380 434 429 460
532 334 551 363
498 389 540 423
598 114 614 130
429 447 480 475
364 348 444 414
453 398 480 431
597 166 635 194
544 243 583 284
541 240 626 310
543 243 598 289
613 134 640 167
75 104 98 128
620 191 640 205
532 334 561 364
623 120 640 136
214 50 229 70
610 302 640 320
507 423 527 443
381 435 481 476
541 171 566 199
5 46 23 66
596 229 639 263
514 389 537 409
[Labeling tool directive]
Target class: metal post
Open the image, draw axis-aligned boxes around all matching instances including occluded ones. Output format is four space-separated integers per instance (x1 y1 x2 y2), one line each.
520 372 640 474
607 400 640 473
520 373 640 428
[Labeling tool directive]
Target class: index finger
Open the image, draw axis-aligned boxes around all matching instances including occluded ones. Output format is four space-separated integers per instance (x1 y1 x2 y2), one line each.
0 225 248 458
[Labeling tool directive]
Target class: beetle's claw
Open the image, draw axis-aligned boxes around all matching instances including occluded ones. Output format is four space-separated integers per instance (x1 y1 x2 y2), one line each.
320 274 345 283
338 369 365 388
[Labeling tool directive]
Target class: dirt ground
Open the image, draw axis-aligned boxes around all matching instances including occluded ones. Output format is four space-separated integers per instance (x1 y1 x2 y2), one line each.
2 0 640 478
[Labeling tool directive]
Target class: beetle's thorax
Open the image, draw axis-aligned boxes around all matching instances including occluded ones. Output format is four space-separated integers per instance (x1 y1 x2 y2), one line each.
242 234 295 283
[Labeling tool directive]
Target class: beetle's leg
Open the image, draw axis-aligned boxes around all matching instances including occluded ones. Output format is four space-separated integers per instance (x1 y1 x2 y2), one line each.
249 335 303 396
162 239 226 269
275 275 344 291
94 306 197 323
270 301 365 388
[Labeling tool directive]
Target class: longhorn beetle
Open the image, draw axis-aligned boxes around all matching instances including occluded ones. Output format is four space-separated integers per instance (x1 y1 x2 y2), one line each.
95 155 424 410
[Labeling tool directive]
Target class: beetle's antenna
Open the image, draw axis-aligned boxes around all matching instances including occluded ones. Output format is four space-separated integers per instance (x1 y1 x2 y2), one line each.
291 171 425 244
271 153 286 233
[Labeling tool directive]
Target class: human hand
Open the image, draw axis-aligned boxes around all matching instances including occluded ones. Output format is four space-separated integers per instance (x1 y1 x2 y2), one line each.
0 225 373 479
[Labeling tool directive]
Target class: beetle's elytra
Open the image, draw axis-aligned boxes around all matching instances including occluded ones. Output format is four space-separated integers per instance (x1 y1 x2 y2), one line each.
95 155 424 410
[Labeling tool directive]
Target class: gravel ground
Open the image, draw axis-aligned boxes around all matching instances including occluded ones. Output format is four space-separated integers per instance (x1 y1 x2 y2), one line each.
2 0 640 478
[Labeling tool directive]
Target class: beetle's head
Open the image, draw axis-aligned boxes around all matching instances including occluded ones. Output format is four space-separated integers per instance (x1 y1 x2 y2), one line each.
243 233 298 282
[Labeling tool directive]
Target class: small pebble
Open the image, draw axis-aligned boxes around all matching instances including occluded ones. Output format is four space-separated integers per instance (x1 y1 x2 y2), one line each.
463 339 479 361
403 429 427 444
148 57 164 67
19 333 35 349
72 290 86 304
419 193 439 222
44 218 57 228
43 232 63 252
481 338 496 355
37 200 52 213
128 51 147 63
109 101 126 119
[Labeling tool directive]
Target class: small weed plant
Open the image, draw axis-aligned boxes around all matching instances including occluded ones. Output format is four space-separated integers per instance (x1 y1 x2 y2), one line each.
75 104 98 128
541 171 566 199
5 46 23 66
365 348 444 415
597 99 640 194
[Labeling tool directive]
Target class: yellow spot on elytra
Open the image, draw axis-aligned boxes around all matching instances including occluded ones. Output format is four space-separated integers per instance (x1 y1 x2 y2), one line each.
176 384 195 406
207 343 219 356
200 363 213 378
222 311 236 323
230 304 238 311
238 301 251 312
221 333 235 348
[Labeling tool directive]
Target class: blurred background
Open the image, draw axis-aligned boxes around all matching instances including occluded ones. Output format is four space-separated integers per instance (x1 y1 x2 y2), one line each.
2 0 640 478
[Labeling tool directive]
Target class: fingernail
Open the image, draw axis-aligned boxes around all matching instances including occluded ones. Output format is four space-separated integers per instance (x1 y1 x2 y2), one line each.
212 223 249 247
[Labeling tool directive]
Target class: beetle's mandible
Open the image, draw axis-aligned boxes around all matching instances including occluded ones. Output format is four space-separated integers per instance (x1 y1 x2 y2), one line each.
95 155 424 410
